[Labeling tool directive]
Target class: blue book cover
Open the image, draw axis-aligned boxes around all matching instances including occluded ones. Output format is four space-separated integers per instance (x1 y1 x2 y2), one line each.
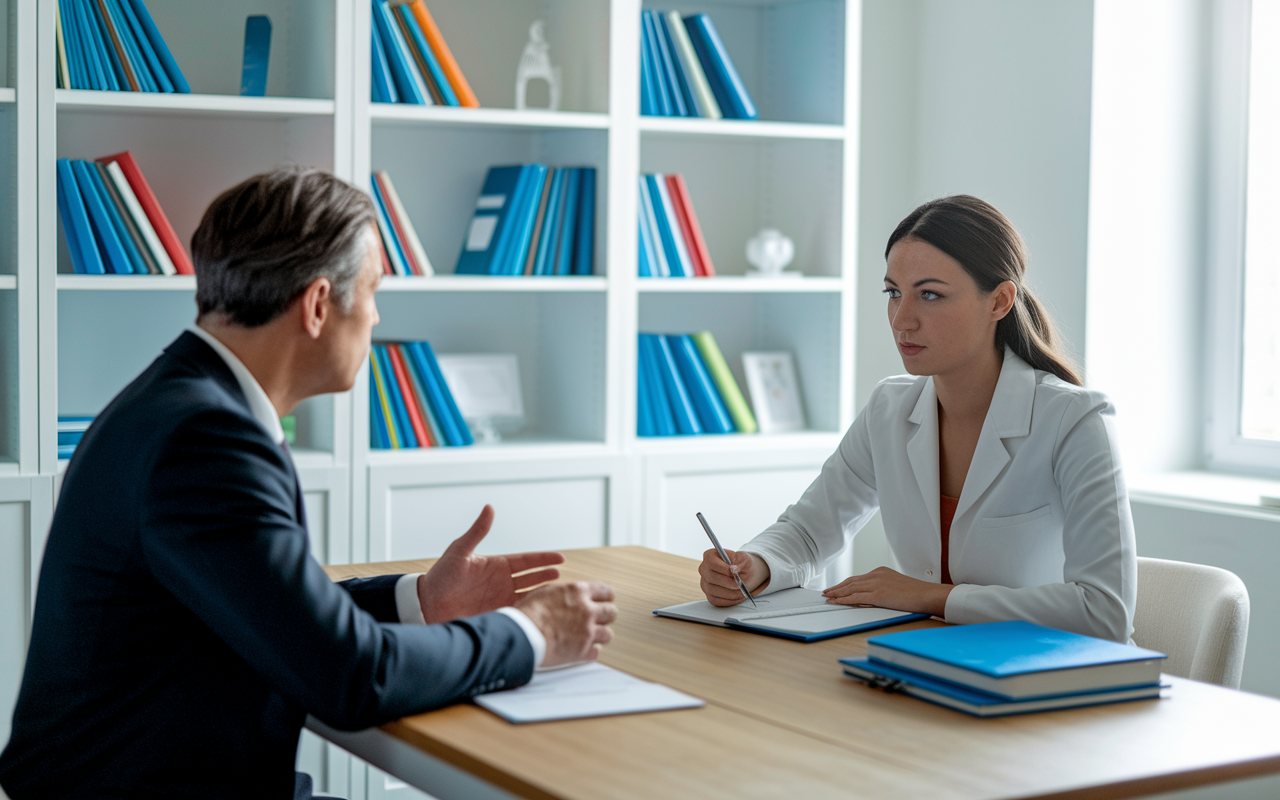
398 344 447 445
532 168 566 276
373 0 425 105
669 335 734 434
652 175 695 276
369 365 392 449
553 168 581 276
637 217 653 278
369 347 403 447
57 429 86 447
68 0 103 90
117 0 173 92
127 0 190 92
85 0 126 91
636 340 656 437
240 14 272 97
397 6 458 106
640 336 678 436
88 163 145 274
403 342 460 445
641 12 673 116
59 0 86 89
657 13 699 117
504 164 549 275
456 166 524 275
370 23 397 103
375 345 419 448
56 159 106 275
649 10 688 116
639 20 658 116
71 160 132 274
104 0 157 92
653 335 702 435
684 14 757 120
73 0 111 91
637 178 670 277
415 341 474 445
370 176 412 275
645 175 686 277
572 167 596 275
488 166 537 275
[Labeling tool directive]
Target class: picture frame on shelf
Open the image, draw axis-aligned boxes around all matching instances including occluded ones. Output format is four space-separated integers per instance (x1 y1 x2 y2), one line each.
742 351 806 434
436 353 524 443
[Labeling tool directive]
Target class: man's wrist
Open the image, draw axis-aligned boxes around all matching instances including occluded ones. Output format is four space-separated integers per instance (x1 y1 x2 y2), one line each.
395 573 426 624
496 607 547 668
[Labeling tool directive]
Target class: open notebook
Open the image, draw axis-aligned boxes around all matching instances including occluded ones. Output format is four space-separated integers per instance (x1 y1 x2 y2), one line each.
654 587 929 642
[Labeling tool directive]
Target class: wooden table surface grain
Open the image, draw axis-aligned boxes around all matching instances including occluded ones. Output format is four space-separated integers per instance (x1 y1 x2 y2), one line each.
323 546 1280 800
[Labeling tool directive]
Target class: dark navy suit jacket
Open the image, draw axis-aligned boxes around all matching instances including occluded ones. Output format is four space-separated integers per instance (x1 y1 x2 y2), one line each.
0 332 535 798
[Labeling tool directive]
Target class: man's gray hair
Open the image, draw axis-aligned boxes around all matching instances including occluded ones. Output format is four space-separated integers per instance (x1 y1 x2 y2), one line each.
192 166 377 327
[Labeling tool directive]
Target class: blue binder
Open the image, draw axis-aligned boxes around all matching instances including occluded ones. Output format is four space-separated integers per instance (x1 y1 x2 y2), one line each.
370 23 398 103
639 20 658 115
653 335 702 434
504 164 549 275
411 341 474 445
572 167 596 275
456 166 524 275
59 1 85 89
240 14 272 97
71 160 132 274
649 10 688 116
73 0 111 91
683 14 757 120
56 159 106 274
127 0 191 92
636 342 656 437
640 336 678 436
554 168 581 276
668 335 734 434
641 12 672 116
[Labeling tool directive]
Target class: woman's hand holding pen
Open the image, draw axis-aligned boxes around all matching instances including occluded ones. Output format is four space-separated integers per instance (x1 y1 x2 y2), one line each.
822 566 953 617
699 549 770 607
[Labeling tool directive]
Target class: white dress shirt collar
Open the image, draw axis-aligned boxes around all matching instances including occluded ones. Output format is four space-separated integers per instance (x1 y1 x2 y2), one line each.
187 325 286 446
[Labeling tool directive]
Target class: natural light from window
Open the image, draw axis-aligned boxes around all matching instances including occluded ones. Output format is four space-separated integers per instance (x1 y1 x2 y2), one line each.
1242 0 1280 441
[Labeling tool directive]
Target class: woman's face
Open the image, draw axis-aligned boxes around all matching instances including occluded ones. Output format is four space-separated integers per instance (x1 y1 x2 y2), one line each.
884 237 1012 378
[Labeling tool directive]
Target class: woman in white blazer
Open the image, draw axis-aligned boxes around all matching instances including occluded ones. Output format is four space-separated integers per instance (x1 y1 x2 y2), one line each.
699 196 1136 643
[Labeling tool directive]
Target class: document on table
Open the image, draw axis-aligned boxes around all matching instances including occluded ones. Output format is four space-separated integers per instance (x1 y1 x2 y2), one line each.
474 663 705 724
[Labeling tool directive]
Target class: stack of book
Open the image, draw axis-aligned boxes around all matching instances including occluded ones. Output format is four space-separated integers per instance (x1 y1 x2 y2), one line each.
55 0 190 93
58 416 95 460
457 165 596 276
370 341 474 449
638 173 715 278
841 621 1168 717
640 10 756 120
371 171 434 276
56 152 194 276
638 332 758 436
371 0 478 107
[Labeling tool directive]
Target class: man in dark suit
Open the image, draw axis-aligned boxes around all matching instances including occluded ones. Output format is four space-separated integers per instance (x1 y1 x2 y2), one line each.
0 167 617 798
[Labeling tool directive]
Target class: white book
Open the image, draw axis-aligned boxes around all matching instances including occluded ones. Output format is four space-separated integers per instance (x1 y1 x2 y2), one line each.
655 587 927 642
667 10 722 120
104 161 177 276
637 178 671 277
376 171 434 276
474 662 704 723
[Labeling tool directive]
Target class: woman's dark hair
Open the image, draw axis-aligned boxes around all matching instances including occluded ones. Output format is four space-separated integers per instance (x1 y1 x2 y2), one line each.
885 195 1082 386
192 166 376 327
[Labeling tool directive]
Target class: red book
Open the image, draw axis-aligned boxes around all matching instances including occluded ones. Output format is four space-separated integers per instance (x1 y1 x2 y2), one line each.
374 172 421 275
665 174 705 276
96 151 195 275
386 344 434 447
666 174 716 277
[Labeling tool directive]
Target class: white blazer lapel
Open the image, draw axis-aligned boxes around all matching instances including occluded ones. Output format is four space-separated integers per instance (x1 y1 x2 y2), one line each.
906 377 941 538
954 350 1036 520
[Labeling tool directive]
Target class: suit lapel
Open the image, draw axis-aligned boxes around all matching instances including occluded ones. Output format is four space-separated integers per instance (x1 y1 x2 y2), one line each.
906 378 941 538
954 350 1037 521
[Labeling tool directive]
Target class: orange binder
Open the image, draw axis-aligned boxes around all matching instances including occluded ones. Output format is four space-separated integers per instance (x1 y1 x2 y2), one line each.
409 1 480 108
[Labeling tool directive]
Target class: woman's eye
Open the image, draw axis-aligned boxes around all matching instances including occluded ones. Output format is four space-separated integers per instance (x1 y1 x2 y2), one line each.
922 291 941 300
883 288 900 299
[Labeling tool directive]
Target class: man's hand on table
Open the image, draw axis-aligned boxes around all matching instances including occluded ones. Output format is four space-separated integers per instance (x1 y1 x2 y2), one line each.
416 505 566 624
515 581 617 667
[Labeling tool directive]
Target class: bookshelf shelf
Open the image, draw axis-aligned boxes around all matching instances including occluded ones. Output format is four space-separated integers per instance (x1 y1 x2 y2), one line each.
370 105 610 132
0 276 15 290
55 90 335 119
378 276 607 293
57 275 196 291
637 277 844 293
638 117 846 142
0 89 13 104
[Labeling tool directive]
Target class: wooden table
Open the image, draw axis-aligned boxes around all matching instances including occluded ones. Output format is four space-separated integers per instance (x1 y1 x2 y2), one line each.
314 547 1280 800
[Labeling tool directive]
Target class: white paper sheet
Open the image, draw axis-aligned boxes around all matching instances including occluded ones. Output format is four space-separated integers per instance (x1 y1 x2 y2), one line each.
474 663 704 724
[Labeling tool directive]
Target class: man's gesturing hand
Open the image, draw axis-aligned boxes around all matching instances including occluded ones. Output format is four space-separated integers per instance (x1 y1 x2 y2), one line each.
514 582 617 668
416 505 565 624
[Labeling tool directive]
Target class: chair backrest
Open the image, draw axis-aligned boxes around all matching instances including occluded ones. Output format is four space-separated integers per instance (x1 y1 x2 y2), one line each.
1133 557 1250 688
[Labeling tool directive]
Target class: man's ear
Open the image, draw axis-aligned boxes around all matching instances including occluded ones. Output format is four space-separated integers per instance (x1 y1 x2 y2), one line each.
299 277 332 340
991 280 1016 322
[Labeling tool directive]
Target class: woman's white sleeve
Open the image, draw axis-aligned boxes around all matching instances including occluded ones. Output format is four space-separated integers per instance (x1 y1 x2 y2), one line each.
739 390 882 594
943 393 1137 642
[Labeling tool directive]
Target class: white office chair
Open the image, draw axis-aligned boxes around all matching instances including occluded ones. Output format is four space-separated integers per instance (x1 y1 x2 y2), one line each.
1132 556 1250 689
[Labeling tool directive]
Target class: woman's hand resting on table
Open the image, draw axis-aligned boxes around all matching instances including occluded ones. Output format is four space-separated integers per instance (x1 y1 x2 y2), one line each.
823 566 953 618
699 549 771 607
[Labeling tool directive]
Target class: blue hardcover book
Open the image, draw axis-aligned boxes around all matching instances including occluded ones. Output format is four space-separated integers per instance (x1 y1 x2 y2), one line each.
375 345 418 448
504 164 548 275
645 175 686 277
553 168 580 276
866 621 1167 700
127 0 190 92
840 658 1163 718
104 0 157 92
370 176 412 275
657 12 699 117
636 341 656 437
370 23 397 103
649 10 688 116
637 178 670 277
639 20 658 116
402 342 459 445
640 336 678 436
488 166 538 275
67 0 102 90
456 166 525 275
636 218 653 278
71 160 132 274
532 168 566 276
653 335 702 435
88 163 145 274
397 6 458 106
59 0 86 89
56 160 106 274
369 347 403 447
414 341 474 445
669 335 734 434
684 14 757 120
641 12 672 116
572 167 596 275
85 0 126 91
240 15 272 97
73 0 112 91
117 0 173 92
652 175 695 277
372 0 425 105
369 365 392 449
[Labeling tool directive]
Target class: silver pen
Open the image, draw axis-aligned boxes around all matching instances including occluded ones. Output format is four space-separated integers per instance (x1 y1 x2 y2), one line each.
697 512 758 608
